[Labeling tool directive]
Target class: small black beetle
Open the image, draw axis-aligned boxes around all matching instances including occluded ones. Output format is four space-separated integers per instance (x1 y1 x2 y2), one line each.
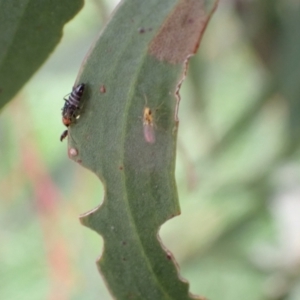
60 83 85 141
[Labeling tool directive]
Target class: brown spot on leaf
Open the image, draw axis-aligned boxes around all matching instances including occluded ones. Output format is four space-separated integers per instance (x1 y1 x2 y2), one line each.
149 0 217 63
138 27 145 33
119 166 123 170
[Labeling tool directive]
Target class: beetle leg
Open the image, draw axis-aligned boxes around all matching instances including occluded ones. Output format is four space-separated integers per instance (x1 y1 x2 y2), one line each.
60 130 68 142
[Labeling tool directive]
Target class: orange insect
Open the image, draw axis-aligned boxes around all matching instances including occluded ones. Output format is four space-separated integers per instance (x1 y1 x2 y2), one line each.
143 106 155 144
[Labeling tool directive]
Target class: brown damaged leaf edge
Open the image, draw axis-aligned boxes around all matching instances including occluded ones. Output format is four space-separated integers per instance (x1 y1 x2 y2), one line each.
149 0 218 64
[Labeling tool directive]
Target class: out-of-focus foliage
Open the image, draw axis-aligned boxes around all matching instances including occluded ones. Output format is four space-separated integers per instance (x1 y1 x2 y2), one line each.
1 1 300 300
0 0 84 109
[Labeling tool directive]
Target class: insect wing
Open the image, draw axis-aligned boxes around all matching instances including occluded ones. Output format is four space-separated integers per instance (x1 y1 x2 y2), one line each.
143 124 155 144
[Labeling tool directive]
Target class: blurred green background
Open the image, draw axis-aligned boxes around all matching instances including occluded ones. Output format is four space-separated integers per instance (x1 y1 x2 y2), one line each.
1 1 300 299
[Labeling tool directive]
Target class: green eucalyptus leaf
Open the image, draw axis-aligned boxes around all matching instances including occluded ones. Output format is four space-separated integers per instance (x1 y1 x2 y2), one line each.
68 0 218 299
0 0 84 109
